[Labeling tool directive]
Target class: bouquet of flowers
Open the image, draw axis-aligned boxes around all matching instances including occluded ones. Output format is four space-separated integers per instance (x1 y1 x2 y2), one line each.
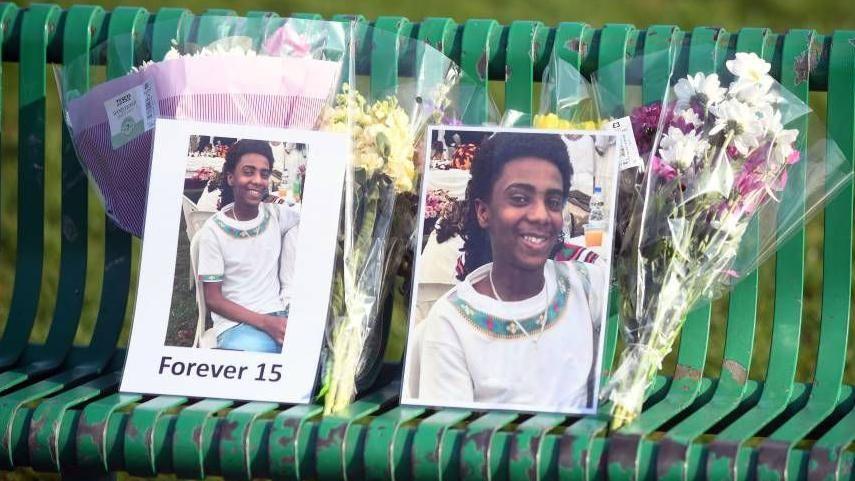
605 52 853 428
319 33 460 412
57 17 347 236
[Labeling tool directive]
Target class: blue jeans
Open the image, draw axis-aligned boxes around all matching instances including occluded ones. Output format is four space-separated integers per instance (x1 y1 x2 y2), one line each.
217 310 287 353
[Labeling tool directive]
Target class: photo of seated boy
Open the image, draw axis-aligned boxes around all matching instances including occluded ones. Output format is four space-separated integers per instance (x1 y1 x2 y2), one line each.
195 139 300 354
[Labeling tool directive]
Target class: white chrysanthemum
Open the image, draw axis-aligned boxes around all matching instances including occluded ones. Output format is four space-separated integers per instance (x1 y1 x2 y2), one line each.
726 52 777 106
709 98 763 155
726 52 771 83
678 107 702 127
658 126 708 170
772 128 799 165
674 72 726 108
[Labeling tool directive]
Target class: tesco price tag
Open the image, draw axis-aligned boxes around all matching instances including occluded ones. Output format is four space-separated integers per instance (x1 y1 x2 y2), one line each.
104 79 158 149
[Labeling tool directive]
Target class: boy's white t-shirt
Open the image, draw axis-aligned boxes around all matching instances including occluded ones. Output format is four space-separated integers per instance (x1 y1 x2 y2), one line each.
196 202 300 336
415 260 605 412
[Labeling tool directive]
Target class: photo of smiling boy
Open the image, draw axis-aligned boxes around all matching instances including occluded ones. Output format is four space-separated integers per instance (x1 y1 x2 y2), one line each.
195 139 300 353
404 129 619 414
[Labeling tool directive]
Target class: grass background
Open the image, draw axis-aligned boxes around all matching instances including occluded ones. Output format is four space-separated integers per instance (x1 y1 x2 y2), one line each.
1 0 854 479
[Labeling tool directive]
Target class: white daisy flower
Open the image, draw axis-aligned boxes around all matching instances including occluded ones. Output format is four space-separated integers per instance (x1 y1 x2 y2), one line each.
674 72 726 109
658 126 708 170
709 98 763 155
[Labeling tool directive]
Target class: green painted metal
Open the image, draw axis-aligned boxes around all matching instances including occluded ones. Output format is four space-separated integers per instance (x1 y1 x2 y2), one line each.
417 17 457 56
507 414 564 480
705 29 814 481
122 395 187 476
267 404 323 481
69 5 146 375
314 383 398 481
195 8 237 46
459 19 500 124
760 27 854 481
218 402 279 480
371 16 412 100
171 398 233 479
75 393 142 472
0 10 853 481
410 409 470 481
504 20 548 126
27 372 120 472
0 4 77 392
0 3 59 370
458 412 518 481
363 406 425 481
150 8 192 61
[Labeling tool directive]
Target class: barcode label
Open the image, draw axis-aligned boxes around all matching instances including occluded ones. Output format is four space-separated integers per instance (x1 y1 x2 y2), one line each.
142 80 158 131
605 117 643 171
104 80 159 149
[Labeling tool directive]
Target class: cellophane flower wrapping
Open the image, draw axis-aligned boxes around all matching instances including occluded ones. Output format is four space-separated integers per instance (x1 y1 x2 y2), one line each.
56 16 349 236
319 25 463 414
603 52 853 429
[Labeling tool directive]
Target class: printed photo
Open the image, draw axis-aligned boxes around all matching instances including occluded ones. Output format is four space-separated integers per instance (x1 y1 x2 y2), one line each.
167 136 309 353
402 126 621 414
121 119 346 404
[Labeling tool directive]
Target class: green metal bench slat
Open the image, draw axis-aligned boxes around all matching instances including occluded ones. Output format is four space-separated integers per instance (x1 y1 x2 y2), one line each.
362 406 425 481
268 404 323 481
507 413 564 481
459 19 500 124
756 28 855 481
122 395 187 476
640 25 682 105
810 400 855 480
705 28 814 481
244 11 279 51
217 401 279 480
0 3 95 394
194 9 237 46
64 6 147 377
171 398 233 479
75 392 142 472
0 3 59 369
653 27 772 481
0 367 100 469
410 409 470 481
371 16 412 101
25 3 104 377
546 22 594 123
27 372 120 472
150 8 192 62
458 411 518 481
417 17 457 56
314 381 398 480
504 20 548 126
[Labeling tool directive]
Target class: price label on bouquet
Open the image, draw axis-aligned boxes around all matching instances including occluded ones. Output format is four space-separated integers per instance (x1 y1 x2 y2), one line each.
104 79 159 149
606 116 644 171
120 119 347 403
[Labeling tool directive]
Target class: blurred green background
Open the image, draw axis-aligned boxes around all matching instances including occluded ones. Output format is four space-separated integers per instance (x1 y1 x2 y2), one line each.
1 0 854 479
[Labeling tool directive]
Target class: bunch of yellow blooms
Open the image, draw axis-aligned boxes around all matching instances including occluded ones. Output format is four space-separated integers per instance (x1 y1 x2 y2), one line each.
533 112 600 131
322 84 417 193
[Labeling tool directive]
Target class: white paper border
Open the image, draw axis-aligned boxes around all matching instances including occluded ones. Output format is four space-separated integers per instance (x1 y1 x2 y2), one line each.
120 119 347 404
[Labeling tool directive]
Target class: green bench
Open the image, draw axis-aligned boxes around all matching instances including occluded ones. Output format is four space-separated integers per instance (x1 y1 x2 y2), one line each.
0 4 853 480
